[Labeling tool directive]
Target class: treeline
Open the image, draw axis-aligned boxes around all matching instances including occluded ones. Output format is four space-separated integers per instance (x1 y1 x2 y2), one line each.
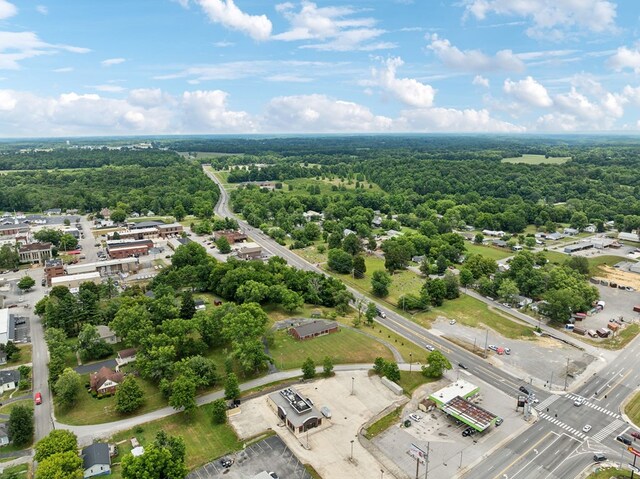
0 161 219 215
0 149 181 170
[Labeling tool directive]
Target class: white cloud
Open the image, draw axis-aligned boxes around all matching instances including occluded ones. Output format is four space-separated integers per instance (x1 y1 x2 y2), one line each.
213 41 234 47
607 45 640 74
264 94 393 132
399 107 524 133
622 85 640 106
535 113 579 131
503 76 552 107
0 31 89 70
92 84 126 93
53 67 73 73
181 90 256 132
265 74 312 82
462 0 617 38
472 75 489 87
127 88 173 108
274 1 394 51
101 58 126 67
369 57 435 108
195 0 272 41
36 5 48 15
427 34 524 72
0 0 17 19
0 89 16 111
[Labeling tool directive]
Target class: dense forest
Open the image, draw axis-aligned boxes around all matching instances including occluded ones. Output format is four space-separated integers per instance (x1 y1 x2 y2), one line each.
0 150 218 215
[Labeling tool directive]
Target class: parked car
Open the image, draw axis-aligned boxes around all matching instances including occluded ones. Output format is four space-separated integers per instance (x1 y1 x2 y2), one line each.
219 457 234 468
409 413 422 422
269 473 279 479
574 398 584 407
488 344 498 351
616 435 632 445
449 319 456 325
41 278 46 286
519 386 530 395
593 453 607 462
631 431 640 440
495 418 503 426
504 347 511 355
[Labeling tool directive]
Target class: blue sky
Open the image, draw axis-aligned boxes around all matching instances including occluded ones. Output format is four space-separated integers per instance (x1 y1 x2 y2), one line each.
0 0 639 136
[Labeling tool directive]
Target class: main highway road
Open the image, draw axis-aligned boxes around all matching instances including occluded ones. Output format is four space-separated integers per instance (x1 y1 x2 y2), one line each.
203 166 640 479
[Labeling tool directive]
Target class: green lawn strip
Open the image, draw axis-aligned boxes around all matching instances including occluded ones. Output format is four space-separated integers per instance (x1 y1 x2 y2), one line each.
541 250 569 265
0 463 29 476
586 467 632 479
412 295 535 340
501 154 571 164
270 327 393 370
55 375 166 426
0 344 32 369
304 464 323 479
465 242 512 261
0 399 32 415
110 403 243 471
364 406 402 439
625 390 640 428
585 324 640 351
396 371 435 395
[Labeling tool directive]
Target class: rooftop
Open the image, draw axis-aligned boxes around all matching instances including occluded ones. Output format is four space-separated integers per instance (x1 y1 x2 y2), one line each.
429 380 478 405
441 396 497 431
51 271 101 285
269 387 320 428
290 320 338 338
0 369 20 387
82 443 110 469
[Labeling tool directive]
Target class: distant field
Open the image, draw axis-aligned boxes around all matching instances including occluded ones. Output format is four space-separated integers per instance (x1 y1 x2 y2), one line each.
465 242 512 261
179 151 238 158
501 154 571 165
285 177 380 194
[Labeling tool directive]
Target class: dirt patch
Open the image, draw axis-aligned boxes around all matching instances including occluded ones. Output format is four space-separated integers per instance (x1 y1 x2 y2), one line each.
536 336 565 349
596 265 640 290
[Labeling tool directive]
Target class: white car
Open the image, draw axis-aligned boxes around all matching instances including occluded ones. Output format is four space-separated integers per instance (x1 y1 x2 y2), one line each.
574 398 584 407
425 344 435 352
488 344 498 351
409 413 422 422
583 424 592 433
449 320 457 325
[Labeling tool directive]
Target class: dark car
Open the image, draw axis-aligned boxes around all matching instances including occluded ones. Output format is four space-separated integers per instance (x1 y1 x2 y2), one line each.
616 435 632 445
519 386 530 395
631 431 640 440
458 363 468 370
41 278 46 286
593 453 607 462
219 457 234 468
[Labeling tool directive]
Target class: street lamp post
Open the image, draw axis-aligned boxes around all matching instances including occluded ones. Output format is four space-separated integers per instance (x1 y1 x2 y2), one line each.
381 469 384 479
564 357 570 390
410 353 412 373
350 440 354 461
351 377 355 395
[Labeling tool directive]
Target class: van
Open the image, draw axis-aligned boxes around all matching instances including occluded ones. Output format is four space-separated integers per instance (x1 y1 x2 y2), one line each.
593 453 606 462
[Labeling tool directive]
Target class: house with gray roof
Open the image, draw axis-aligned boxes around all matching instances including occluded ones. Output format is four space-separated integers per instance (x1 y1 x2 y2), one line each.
0 370 20 393
289 320 338 340
82 443 111 477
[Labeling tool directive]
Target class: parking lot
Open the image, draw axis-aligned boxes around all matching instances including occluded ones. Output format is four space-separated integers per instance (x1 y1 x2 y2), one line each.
577 284 640 333
187 435 311 479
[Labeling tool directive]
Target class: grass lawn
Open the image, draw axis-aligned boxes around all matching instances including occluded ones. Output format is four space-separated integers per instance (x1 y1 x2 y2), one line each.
501 154 571 164
0 399 32 415
0 463 29 477
285 177 381 194
364 405 402 439
465 242 512 261
541 250 569 265
55 375 167 426
588 255 636 275
396 371 436 395
586 467 632 479
625 389 640 427
413 295 535 340
270 327 393 370
0 344 32 369
110 403 242 472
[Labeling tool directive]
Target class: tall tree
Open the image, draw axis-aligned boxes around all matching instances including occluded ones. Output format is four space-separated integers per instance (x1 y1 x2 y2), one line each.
211 399 228 424
422 350 452 378
0 244 20 270
179 290 196 319
35 430 78 462
77 324 112 362
115 376 145 414
17 276 35 292
8 404 33 447
54 368 82 408
352 255 366 279
35 450 83 479
169 375 197 414
224 373 240 401
302 357 316 379
371 270 392 297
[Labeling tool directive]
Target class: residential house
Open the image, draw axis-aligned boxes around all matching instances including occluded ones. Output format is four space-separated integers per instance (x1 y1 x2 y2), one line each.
618 232 640 243
100 208 111 219
546 232 565 241
492 239 508 248
584 224 597 233
44 208 62 216
0 370 19 393
412 255 425 264
482 229 505 237
90 367 124 395
386 229 403 238
168 237 191 251
194 299 206 311
82 443 111 478
343 228 356 237
289 320 339 340
372 215 383 228
116 348 137 368
563 227 579 236
96 325 119 344
302 210 324 222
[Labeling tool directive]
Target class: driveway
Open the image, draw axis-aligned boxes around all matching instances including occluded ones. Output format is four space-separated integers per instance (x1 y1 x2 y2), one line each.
74 359 117 375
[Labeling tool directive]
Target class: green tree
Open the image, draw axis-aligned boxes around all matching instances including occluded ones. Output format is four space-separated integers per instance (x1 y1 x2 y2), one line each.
473 233 484 244
322 356 334 377
302 357 316 379
436 255 448 275
36 450 83 479
327 232 342 250
524 236 536 249
352 255 366 279
371 270 392 297
110 302 154 347
342 233 362 256
53 368 82 408
0 244 20 270
35 430 78 462
8 404 33 447
2 341 19 361
115 376 145 414
211 398 228 424
443 271 460 299
422 350 452 378
58 233 78 251
77 324 112 362
281 289 303 313
169 375 197 414
121 432 188 479
383 361 401 382
17 276 35 292
373 357 386 375
327 248 353 274
426 279 446 306
365 301 377 326
497 278 520 305
569 211 588 231
111 209 127 223
382 240 412 273
564 256 590 276
459 268 474 288
224 373 240 401
179 290 196 319
173 203 187 222
215 236 231 254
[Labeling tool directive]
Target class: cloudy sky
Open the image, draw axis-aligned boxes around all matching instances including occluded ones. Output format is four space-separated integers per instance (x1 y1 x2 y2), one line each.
1 0 640 136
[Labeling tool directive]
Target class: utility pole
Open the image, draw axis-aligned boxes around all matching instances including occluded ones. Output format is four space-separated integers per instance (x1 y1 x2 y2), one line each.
549 371 554 390
483 328 489 358
424 442 430 479
473 337 477 354
410 353 413 373
350 439 354 461
564 358 570 390
351 377 355 395
459 450 463 468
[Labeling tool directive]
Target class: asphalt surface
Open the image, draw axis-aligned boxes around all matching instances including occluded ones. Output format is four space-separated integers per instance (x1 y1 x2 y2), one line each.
204 167 640 479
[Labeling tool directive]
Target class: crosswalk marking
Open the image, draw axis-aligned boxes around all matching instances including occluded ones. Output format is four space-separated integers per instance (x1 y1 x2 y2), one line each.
538 413 586 440
591 419 625 442
566 393 621 419
536 395 560 410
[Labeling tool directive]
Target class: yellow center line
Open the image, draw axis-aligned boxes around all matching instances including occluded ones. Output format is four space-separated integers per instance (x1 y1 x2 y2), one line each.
492 431 556 479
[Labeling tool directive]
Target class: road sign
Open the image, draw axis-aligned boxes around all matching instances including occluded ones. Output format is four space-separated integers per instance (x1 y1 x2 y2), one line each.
628 446 640 458
628 464 640 473
408 443 427 464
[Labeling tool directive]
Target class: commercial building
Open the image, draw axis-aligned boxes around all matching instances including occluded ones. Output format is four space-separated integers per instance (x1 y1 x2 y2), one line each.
67 257 139 276
619 232 640 243
106 239 153 259
289 320 339 340
214 229 247 244
0 224 29 237
428 380 498 432
0 309 16 346
156 223 183 238
51 271 101 291
18 242 53 264
564 242 593 254
268 387 323 436
237 242 262 260
168 237 191 251
44 258 65 286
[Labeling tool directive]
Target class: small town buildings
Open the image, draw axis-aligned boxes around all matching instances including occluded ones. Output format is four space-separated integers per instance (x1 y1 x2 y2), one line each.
268 387 323 436
67 257 139 277
546 232 565 241
584 224 597 233
492 239 508 248
44 208 62 216
96 325 119 344
0 309 16 346
106 239 153 259
129 220 165 230
100 208 111 219
90 367 124 395
563 228 579 236
591 237 615 249
482 229 505 237
343 228 356 237
237 242 262 260
372 215 383 227
564 242 593 254
64 227 81 239
0 224 29 237
156 223 183 238
428 380 497 432
168 237 191 251
214 230 247 244
116 348 137 368
0 370 19 393
51 271 101 291
302 211 323 222
82 443 111 478
619 232 640 243
44 258 65 286
289 320 339 340
18 242 53 264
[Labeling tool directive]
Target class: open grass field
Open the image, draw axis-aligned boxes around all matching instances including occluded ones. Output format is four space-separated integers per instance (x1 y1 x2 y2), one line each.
396 370 435 395
541 250 569 265
55 375 167 426
414 295 535 340
588 255 635 275
501 154 571 165
110 403 242 472
465 242 512 261
0 344 32 369
0 399 32 415
270 327 393 370
285 177 380 194
625 390 640 428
